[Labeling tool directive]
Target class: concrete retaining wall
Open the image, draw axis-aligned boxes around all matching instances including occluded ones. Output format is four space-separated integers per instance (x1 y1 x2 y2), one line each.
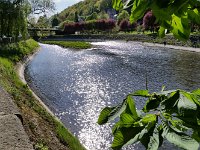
0 86 33 150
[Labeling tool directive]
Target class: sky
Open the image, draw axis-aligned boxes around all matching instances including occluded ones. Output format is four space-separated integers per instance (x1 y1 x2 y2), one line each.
53 0 83 13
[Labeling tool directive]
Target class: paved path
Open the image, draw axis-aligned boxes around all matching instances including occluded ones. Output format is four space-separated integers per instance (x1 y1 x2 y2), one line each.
0 86 33 150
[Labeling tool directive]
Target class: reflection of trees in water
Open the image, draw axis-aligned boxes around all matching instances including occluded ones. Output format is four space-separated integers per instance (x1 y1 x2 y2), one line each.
170 51 200 90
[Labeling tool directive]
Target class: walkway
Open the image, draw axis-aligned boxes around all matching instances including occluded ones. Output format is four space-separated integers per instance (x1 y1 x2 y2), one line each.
0 86 33 150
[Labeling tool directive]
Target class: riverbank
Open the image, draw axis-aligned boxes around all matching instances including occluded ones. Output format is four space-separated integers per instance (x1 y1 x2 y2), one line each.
41 34 200 53
0 39 86 150
141 42 200 52
41 34 200 48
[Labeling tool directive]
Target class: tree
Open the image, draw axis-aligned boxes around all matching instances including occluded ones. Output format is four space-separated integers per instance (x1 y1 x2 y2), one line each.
98 11 109 20
113 0 200 40
85 12 98 21
119 19 129 32
37 15 49 28
51 17 60 27
28 15 37 27
74 11 79 22
100 0 112 11
142 11 156 33
0 0 28 39
28 0 55 15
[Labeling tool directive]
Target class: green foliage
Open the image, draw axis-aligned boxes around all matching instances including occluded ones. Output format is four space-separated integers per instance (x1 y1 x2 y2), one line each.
98 11 110 19
99 0 112 11
35 140 48 150
56 121 86 150
37 15 49 28
74 11 79 22
0 39 39 62
42 41 92 49
58 20 74 29
117 10 130 24
112 0 200 40
86 12 98 21
98 88 200 150
56 0 114 23
0 0 29 38
51 17 60 27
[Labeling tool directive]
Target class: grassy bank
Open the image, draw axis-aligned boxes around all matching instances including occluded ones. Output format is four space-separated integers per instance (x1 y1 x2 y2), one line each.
0 39 86 150
42 41 92 49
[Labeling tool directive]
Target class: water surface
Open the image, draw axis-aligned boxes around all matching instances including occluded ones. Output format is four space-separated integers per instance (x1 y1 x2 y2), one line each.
26 41 200 150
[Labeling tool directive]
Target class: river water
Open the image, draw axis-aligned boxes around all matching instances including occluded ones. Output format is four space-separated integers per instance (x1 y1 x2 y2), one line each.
25 41 200 150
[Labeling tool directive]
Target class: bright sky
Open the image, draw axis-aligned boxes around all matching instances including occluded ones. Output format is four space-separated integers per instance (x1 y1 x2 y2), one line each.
54 0 83 13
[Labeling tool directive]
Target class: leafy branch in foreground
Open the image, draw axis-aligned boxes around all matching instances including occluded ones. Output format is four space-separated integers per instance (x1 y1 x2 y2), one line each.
112 0 200 41
98 88 200 150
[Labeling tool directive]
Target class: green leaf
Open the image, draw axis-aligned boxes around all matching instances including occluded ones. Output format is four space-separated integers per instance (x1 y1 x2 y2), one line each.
176 116 199 127
141 114 157 125
162 125 199 150
158 26 165 38
126 95 138 120
120 113 135 127
171 14 190 41
143 97 160 113
147 124 159 150
188 8 200 24
130 0 149 23
123 123 155 148
112 0 123 11
112 121 123 134
169 119 189 133
113 121 156 149
192 89 200 95
161 91 179 112
157 90 176 96
192 89 200 106
98 98 128 125
177 91 197 117
97 107 115 125
108 99 128 121
192 131 200 143
111 126 143 150
131 90 150 97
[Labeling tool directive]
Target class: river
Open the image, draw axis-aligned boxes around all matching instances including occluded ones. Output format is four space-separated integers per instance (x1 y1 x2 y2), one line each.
25 41 200 150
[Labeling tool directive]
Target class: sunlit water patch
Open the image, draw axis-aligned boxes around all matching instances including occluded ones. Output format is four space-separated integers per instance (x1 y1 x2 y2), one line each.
26 41 200 150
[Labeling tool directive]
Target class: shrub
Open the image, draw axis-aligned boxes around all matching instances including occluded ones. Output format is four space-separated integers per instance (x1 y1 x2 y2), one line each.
117 10 130 25
63 23 76 34
143 11 156 32
119 20 137 32
119 19 130 32
63 19 116 34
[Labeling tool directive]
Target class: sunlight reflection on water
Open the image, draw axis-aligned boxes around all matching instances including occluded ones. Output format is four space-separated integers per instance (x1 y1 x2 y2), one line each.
26 41 200 150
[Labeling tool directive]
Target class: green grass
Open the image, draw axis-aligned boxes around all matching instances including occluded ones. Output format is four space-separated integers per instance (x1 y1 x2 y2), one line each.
0 39 39 62
42 41 92 49
0 39 86 150
56 121 86 150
